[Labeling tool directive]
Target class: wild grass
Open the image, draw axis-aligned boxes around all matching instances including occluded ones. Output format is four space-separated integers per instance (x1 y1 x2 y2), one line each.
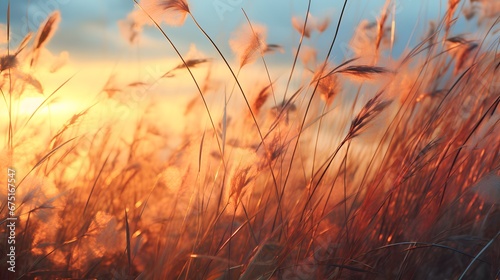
0 0 499 279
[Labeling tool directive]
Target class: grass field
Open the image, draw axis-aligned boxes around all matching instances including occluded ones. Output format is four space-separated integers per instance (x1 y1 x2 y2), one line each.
1 0 499 279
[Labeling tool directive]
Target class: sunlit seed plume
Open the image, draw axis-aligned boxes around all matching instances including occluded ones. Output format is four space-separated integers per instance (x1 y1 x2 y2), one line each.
118 16 141 44
162 44 210 78
240 243 282 280
350 20 390 61
0 54 18 73
424 21 438 50
14 71 43 94
462 4 477 20
33 11 61 50
102 75 122 98
310 63 340 107
445 0 460 36
229 166 254 205
252 83 273 116
318 74 340 107
337 65 393 80
146 0 190 25
157 0 190 13
347 91 392 140
15 32 33 55
162 58 210 78
446 36 478 74
263 44 285 54
315 16 330 33
31 11 61 67
229 23 268 68
476 0 500 23
271 100 296 125
292 13 314 38
292 13 330 37
127 81 148 88
265 135 285 162
121 0 190 43
299 45 317 67
184 66 217 115
402 138 442 181
375 0 391 52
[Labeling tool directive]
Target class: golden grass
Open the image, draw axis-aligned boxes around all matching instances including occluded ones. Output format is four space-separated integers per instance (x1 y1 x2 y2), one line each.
0 0 499 279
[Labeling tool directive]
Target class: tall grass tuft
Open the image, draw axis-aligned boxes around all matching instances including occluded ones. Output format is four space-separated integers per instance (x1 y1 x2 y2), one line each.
0 0 499 279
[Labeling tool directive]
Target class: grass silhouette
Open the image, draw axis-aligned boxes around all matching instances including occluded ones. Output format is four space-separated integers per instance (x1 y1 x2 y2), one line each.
0 0 499 279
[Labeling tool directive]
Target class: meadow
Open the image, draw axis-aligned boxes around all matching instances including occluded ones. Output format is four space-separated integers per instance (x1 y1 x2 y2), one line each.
0 0 499 279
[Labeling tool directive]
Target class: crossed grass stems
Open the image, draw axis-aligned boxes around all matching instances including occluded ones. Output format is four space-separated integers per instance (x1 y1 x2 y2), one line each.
0 0 499 279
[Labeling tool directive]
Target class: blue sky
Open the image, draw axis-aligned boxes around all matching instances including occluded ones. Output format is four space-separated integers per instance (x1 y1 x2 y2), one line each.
0 0 492 140
0 0 463 64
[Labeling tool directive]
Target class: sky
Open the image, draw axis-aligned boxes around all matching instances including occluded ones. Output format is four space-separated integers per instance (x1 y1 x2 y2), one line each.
0 0 494 141
0 0 459 63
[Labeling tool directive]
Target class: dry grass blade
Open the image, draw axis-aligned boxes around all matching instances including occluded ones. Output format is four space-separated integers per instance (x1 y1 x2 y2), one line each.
31 11 61 67
347 91 392 140
292 14 313 38
316 16 330 32
222 92 228 155
446 36 478 73
402 138 441 181
282 0 311 103
17 137 77 187
125 209 132 275
198 129 205 172
317 71 340 106
178 58 209 68
162 58 210 78
251 83 274 115
230 23 268 68
102 74 122 98
187 11 283 213
322 57 359 78
375 0 391 51
3 1 500 278
15 32 33 55
446 0 460 35
24 75 75 127
20 237 80 278
15 71 43 93
156 0 190 13
370 242 490 263
337 65 393 78
263 44 284 54
458 231 500 280
240 243 282 280
50 104 96 149
34 11 61 49
441 94 500 206
82 154 110 216
127 81 148 87
133 0 224 158
131 0 191 28
230 166 254 205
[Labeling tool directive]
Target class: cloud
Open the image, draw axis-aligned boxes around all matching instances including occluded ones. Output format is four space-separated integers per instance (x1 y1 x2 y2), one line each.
119 0 191 45
0 24 6 44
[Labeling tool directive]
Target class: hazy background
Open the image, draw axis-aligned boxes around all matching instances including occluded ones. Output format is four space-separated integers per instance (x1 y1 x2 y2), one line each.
1 0 470 62
0 0 491 141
